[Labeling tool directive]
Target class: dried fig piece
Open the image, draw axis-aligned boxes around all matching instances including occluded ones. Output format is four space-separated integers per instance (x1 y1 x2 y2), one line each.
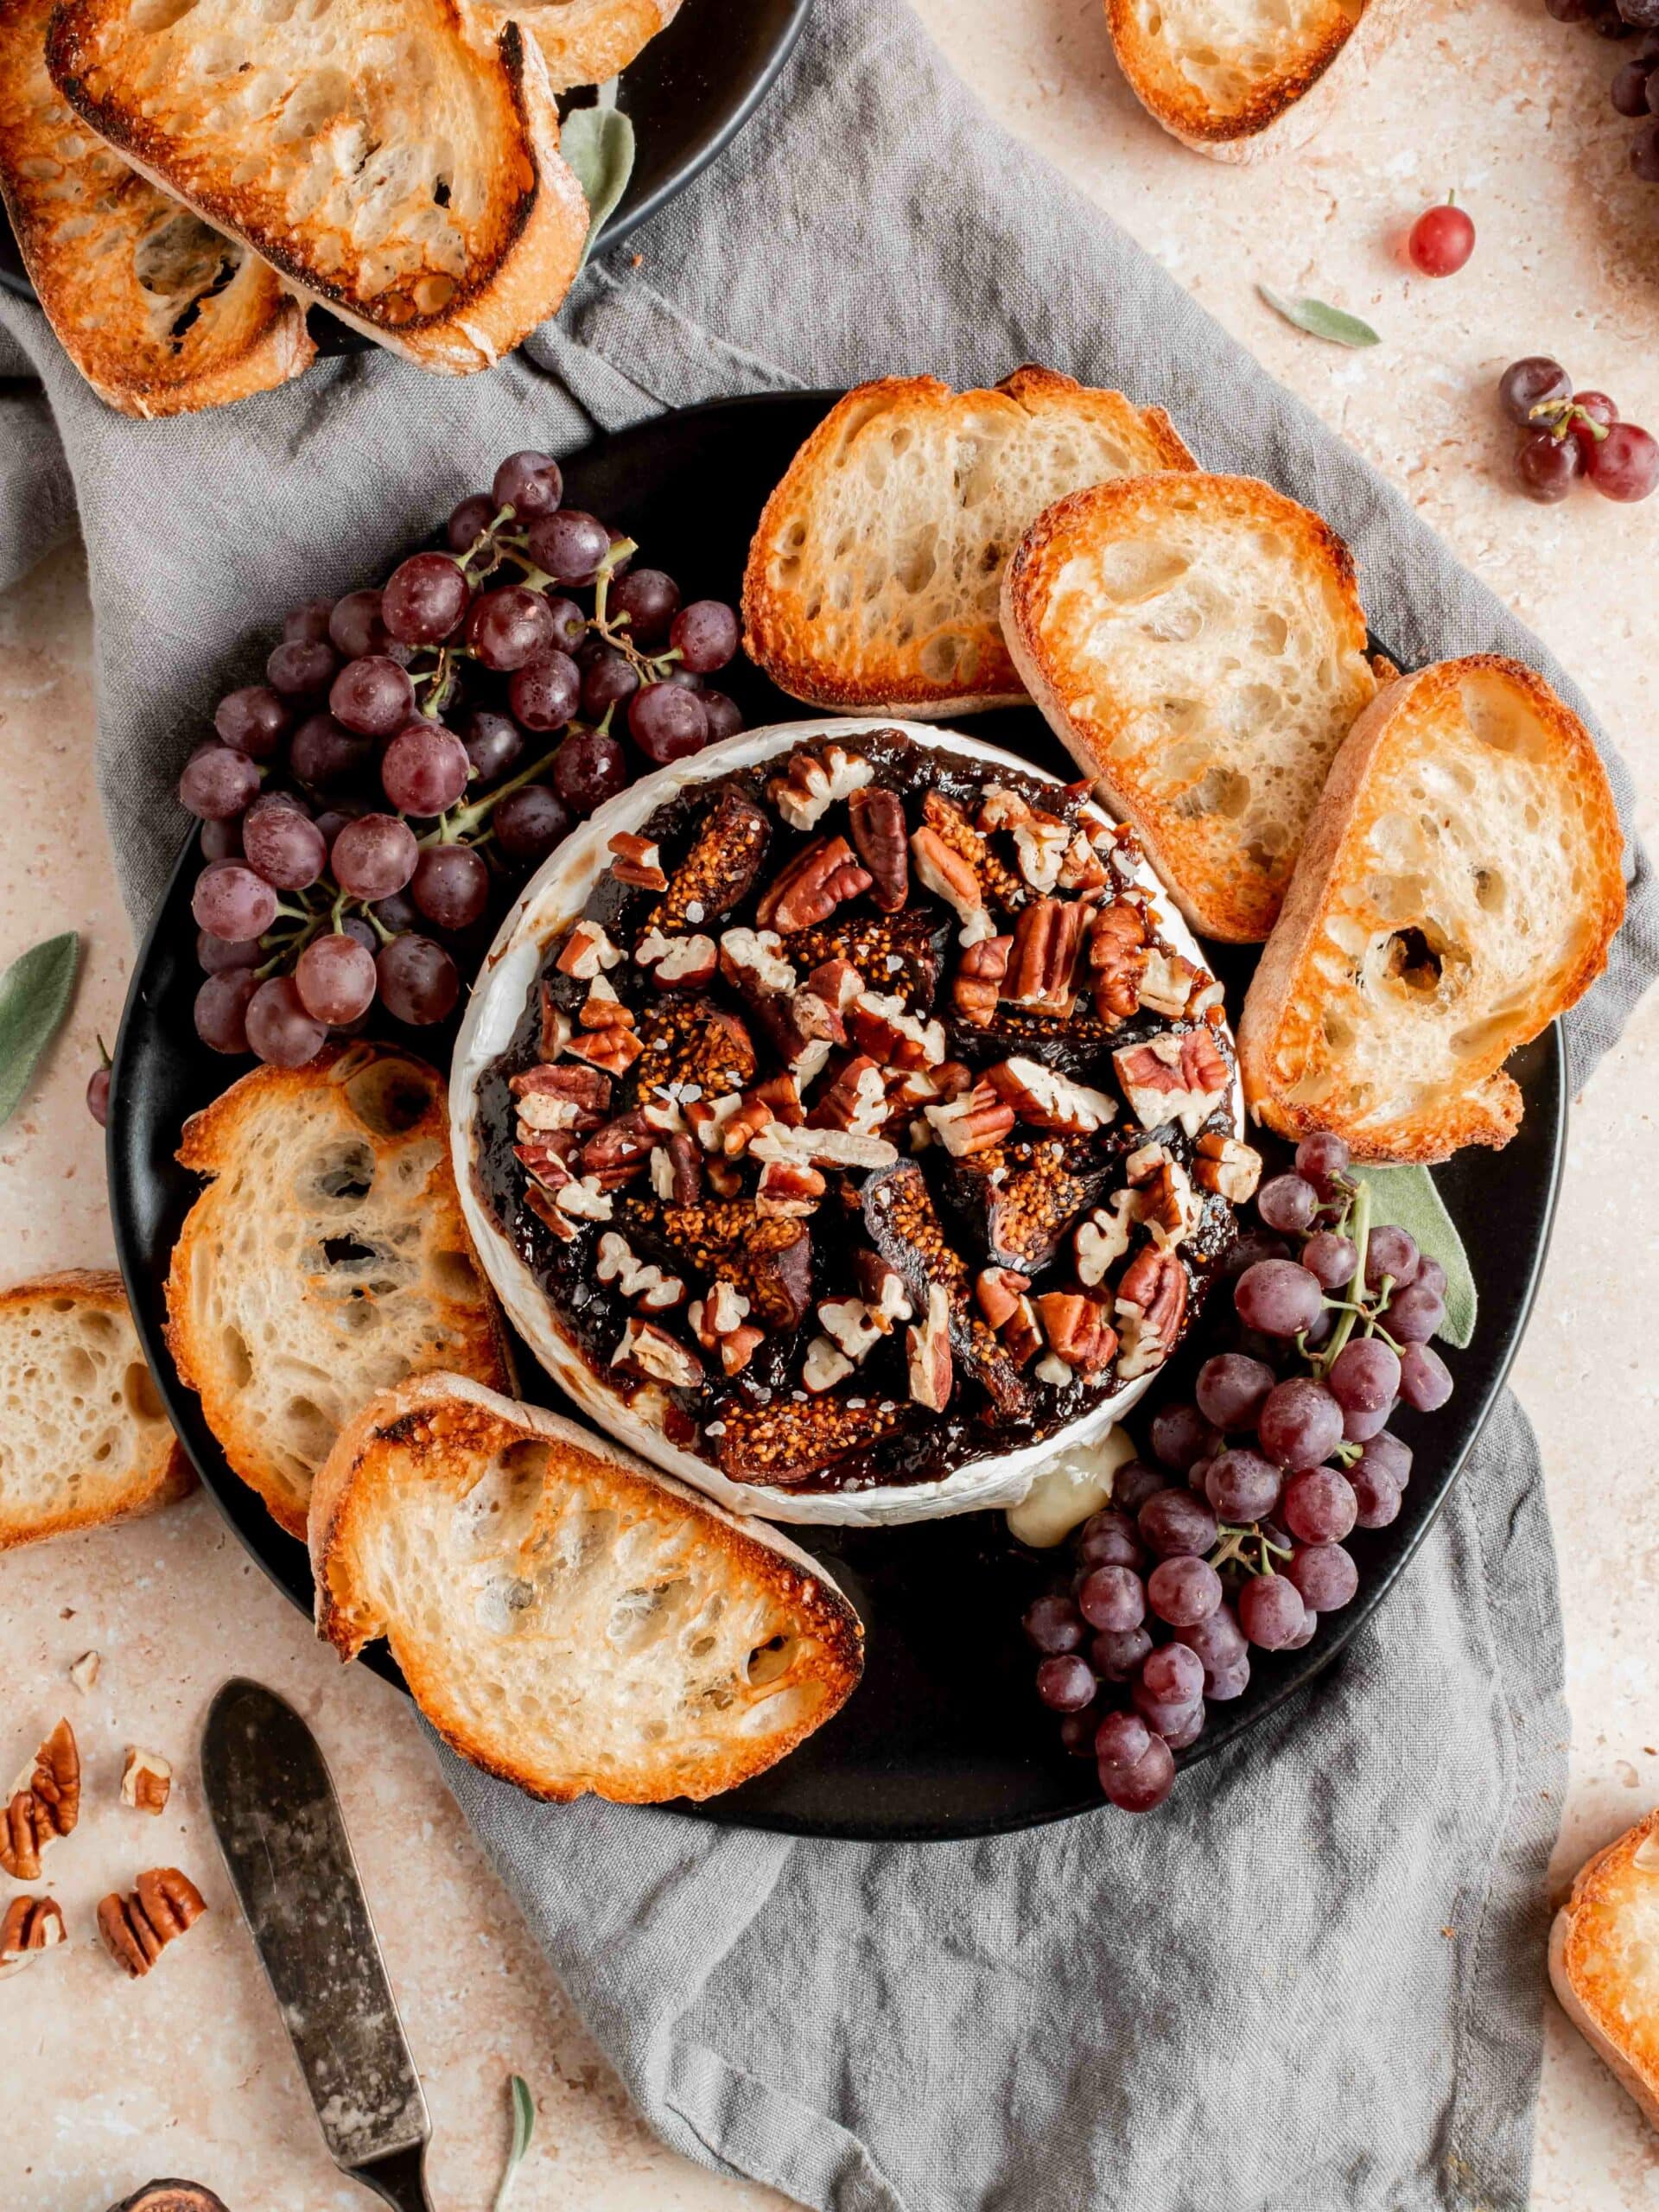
921 790 1027 912
713 1395 912 1484
628 996 756 1107
644 789 771 935
787 911 943 1014
619 1196 814 1330
861 1163 1028 1420
938 1135 1116 1276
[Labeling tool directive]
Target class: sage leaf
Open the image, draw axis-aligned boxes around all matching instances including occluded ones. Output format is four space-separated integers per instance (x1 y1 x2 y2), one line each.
1258 284 1381 349
562 93 636 270
1352 1164 1477 1349
492 2074 535 2212
0 931 79 1128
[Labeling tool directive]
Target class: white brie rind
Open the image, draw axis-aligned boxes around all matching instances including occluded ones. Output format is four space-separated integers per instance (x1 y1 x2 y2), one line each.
450 716 1243 1529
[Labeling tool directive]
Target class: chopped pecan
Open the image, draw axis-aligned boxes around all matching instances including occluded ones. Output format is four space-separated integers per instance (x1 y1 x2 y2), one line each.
854 1249 913 1331
704 1159 744 1198
1113 1027 1231 1138
978 785 1071 894
538 982 572 1062
645 789 771 935
652 1133 702 1205
553 1174 613 1223
910 823 988 940
578 975 636 1032
953 934 1012 1026
718 1325 766 1376
631 997 756 1104
974 1266 1030 1331
597 1231 683 1309
565 1025 644 1077
807 1055 888 1136
753 1073 805 1126
803 1336 855 1394
613 1319 703 1389
982 1057 1116 1135
769 743 874 831
1001 1294 1044 1369
720 1094 775 1158
1115 1246 1188 1379
1086 902 1147 1025
0 1719 79 1880
1033 1292 1118 1376
99 1868 206 1979
923 1082 1017 1158
607 832 669 893
620 1198 813 1330
714 1395 911 1484
906 1283 954 1412
1005 898 1084 1013
755 1156 826 1218
1139 946 1213 1020
556 921 624 981
524 1185 581 1243
1138 1158 1203 1250
718 926 796 999
921 791 1026 912
689 1279 753 1351
685 1093 742 1152
847 991 946 1071
749 1121 898 1173
847 785 909 911
0 1893 65 1976
1075 1192 1139 1285
579 1110 656 1190
757 836 874 934
510 1062 611 1133
637 931 719 991
120 1748 172 1815
816 1295 886 1363
1193 1132 1262 1203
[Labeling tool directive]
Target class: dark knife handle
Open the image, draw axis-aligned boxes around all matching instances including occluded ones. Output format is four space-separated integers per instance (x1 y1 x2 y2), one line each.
350 2144 435 2211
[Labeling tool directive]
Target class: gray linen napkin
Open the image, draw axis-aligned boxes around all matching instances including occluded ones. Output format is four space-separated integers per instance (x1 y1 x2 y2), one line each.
3 3 1654 2206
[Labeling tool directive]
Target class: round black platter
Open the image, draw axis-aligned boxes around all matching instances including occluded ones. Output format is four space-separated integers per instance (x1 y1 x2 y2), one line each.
109 391 1567 1843
0 0 810 343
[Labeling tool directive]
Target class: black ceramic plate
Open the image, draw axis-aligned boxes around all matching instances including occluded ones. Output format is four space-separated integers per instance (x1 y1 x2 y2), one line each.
0 0 810 346
109 392 1566 1842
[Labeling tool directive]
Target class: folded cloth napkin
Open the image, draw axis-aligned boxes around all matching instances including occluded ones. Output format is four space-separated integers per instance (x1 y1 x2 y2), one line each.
3 3 1654 2205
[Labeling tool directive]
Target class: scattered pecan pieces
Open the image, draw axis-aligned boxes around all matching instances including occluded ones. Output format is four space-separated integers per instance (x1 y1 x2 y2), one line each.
1193 1132 1263 1203
613 1319 703 1390
121 1748 173 1816
564 1025 644 1078
847 786 909 911
607 832 669 893
906 1283 954 1413
636 931 719 991
769 743 874 831
978 785 1071 894
1139 946 1221 1021
910 823 989 941
1032 1292 1118 1377
1 1719 79 1880
597 1231 684 1311
1075 1192 1139 1285
808 1055 888 1137
923 1082 1016 1158
99 1868 207 1978
0 1893 65 1976
579 1110 657 1190
645 789 770 935
577 976 636 1033
1113 1027 1231 1138
982 1057 1116 1135
556 921 624 981
756 835 874 933
651 1133 702 1205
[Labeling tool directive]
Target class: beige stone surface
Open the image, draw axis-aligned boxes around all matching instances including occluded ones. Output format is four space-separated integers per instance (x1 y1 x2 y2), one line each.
1 0 1656 2202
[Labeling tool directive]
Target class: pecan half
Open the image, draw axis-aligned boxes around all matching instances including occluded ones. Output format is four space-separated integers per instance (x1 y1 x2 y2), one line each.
99 1868 207 1978
607 832 669 893
1086 901 1147 1026
719 1094 775 1159
510 1063 612 1133
803 1335 855 1394
847 991 946 1072
1 1719 79 1880
1139 946 1213 1020
1137 1158 1203 1250
597 1231 683 1310
612 1319 703 1389
1075 1192 1138 1285
524 1185 581 1243
755 1156 826 1217
807 1055 888 1136
652 1133 702 1205
923 1082 1017 1158
564 1025 644 1077
645 789 771 935
120 1748 173 1816
579 1110 657 1190
1033 1292 1118 1376
982 1056 1116 1135
1192 1132 1262 1203
910 823 988 938
906 1283 954 1413
847 786 909 912
756 836 874 933
0 1893 65 1976
1115 1246 1188 1379
1005 898 1084 1013
953 934 1012 1026
769 743 874 831
637 931 719 992
1113 1027 1231 1138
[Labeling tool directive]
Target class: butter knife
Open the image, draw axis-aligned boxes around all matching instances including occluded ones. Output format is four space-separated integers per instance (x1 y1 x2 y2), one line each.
200 1678 435 2212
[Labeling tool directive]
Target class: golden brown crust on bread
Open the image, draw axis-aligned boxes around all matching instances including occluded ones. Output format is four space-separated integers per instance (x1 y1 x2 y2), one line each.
0 0 312 415
166 1046 512 1539
470 0 681 92
743 368 1196 718
1548 1806 1659 2129
0 1268 192 1549
45 0 588 372
1001 470 1376 941
310 1373 863 1802
1238 657 1624 1162
1103 0 1382 157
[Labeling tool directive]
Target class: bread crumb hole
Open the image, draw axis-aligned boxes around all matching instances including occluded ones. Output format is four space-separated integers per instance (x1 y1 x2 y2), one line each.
1474 867 1506 914
221 1327 253 1387
747 1634 797 1686
123 1362 163 1422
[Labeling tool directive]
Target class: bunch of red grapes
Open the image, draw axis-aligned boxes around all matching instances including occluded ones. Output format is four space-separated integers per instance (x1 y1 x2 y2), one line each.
180 449 745 1068
1023 1131 1456 1814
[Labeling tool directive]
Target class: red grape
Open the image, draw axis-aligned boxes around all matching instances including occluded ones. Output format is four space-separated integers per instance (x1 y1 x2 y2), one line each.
1516 430 1582 503
1022 1593 1084 1655
197 929 259 974
295 932 378 1025
1327 1336 1401 1414
1094 1711 1152 1771
508 650 582 733
669 600 740 674
467 587 555 671
289 711 372 791
1077 1564 1146 1633
1237 1574 1307 1652
382 553 469 645
1586 420 1659 500
1137 1487 1217 1559
1257 1173 1319 1232
1350 1461 1402 1530
86 1062 110 1126
1234 1258 1324 1337
1196 1352 1275 1431
377 934 460 1024
1387 1280 1445 1343
1364 1225 1420 1290
194 969 260 1053
1281 1465 1358 1545
446 493 495 553
629 681 709 764
214 686 290 760
494 785 572 864
553 728 627 815
179 744 260 820
331 813 418 900
1302 1230 1357 1290
493 450 563 519
581 649 640 720
331 656 416 737
1175 1603 1247 1674
1257 1376 1344 1469
381 722 470 815
1399 1341 1453 1411
1294 1131 1351 1195
610 567 679 641
411 842 490 931
1407 201 1475 276
1130 1678 1201 1739
1099 1733 1175 1811
266 637 338 698
1149 1401 1220 1471
1089 1625 1154 1681
1204 1446 1281 1522
243 797 327 890
702 691 744 743
1141 1641 1204 1705
1035 1654 1097 1713
462 710 524 785
328 589 410 664
1112 1459 1166 1518
245 975 327 1066
1286 1542 1358 1612
1147 1554 1222 1628
1075 1509 1144 1572
1498 357 1572 426
284 600 334 645
193 861 276 941
527 509 610 584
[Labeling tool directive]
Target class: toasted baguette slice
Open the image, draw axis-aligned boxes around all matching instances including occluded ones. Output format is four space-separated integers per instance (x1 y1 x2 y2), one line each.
742 367 1196 718
0 1270 192 1550
1550 1806 1659 2130
1001 470 1377 941
1238 658 1624 1161
165 1045 512 1540
0 0 313 416
45 0 589 373
311 1374 864 1802
1104 0 1400 163
468 0 682 92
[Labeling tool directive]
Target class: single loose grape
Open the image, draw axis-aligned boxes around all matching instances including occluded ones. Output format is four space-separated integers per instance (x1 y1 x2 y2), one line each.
1407 200 1476 276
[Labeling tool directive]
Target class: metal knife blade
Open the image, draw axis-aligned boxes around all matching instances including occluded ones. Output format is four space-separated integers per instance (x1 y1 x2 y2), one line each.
200 1678 432 2187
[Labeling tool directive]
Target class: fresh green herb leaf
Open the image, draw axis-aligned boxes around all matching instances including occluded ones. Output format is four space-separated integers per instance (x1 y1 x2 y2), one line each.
0 932 79 1128
562 94 636 271
492 2074 535 2212
1351 1165 1477 1348
1258 284 1381 349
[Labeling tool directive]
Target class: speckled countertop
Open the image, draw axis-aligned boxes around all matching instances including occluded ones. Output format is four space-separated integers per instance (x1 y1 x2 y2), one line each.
2 2 1656 2204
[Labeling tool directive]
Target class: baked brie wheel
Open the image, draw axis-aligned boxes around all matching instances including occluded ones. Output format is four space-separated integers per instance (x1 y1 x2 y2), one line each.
452 719 1249 1527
